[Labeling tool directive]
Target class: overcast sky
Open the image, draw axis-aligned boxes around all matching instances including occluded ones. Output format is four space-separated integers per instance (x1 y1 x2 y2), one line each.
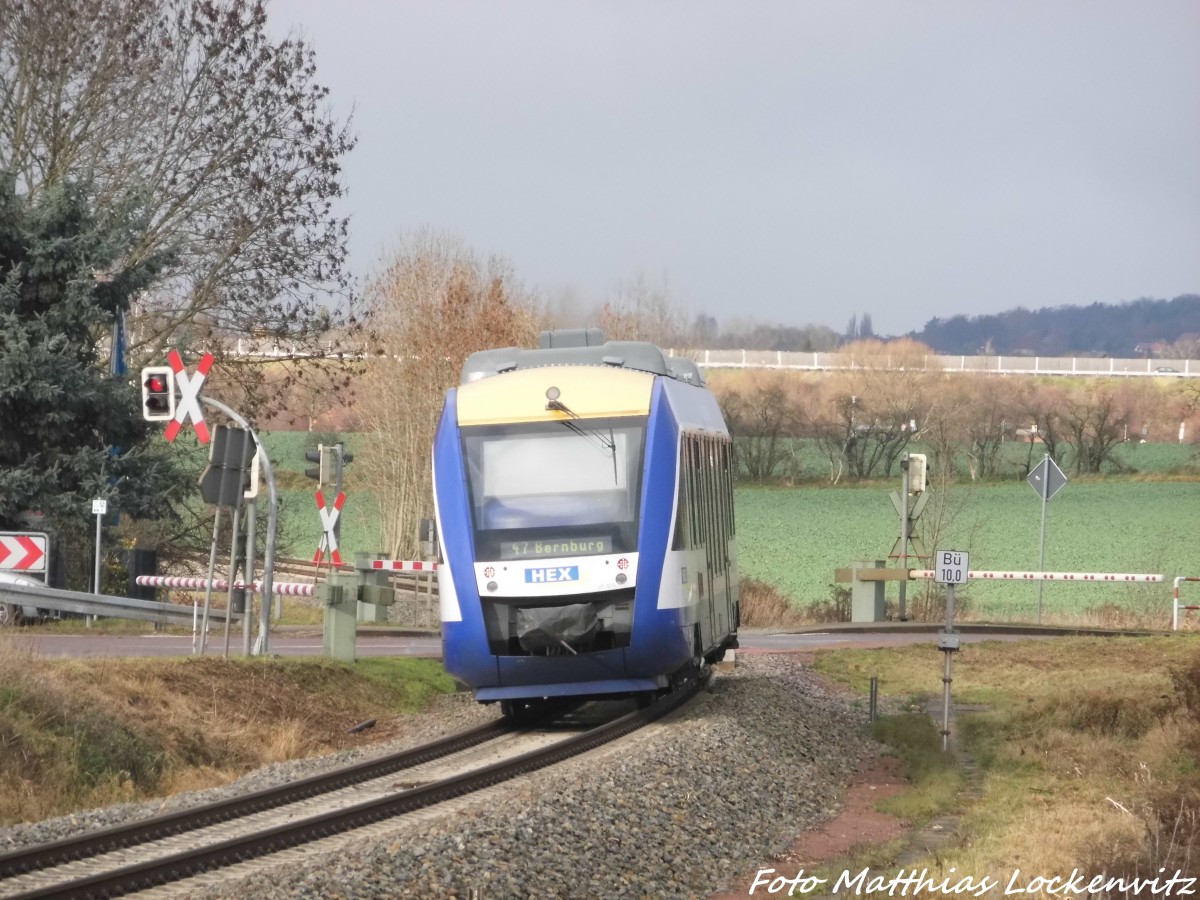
268 1 1200 337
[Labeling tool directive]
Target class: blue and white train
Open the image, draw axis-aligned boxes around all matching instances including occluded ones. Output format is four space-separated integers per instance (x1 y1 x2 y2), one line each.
433 329 739 714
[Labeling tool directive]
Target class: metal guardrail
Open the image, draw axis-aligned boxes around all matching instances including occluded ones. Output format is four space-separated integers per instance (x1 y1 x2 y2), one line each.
0 582 237 627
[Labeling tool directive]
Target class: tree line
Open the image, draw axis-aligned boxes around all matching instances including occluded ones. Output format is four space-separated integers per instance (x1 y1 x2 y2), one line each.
912 295 1200 358
715 338 1200 484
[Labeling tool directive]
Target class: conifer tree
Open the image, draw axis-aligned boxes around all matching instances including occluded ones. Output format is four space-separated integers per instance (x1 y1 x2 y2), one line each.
0 175 189 533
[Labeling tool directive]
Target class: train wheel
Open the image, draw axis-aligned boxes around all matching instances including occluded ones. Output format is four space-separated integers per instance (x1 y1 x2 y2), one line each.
0 603 18 627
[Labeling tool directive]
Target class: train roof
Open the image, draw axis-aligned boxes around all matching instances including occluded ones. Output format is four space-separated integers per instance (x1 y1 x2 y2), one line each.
460 329 706 387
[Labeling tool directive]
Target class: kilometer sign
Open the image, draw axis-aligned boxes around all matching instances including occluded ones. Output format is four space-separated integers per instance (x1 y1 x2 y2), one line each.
935 550 969 585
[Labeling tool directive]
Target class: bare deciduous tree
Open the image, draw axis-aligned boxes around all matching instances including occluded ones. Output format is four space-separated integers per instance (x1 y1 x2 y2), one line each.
596 271 687 347
0 0 356 417
811 339 939 480
715 372 807 480
356 231 542 559
1061 382 1136 474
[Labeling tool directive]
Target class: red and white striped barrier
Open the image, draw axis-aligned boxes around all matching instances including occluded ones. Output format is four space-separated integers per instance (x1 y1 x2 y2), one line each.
1173 576 1200 631
909 570 1163 583
372 560 439 572
136 576 315 597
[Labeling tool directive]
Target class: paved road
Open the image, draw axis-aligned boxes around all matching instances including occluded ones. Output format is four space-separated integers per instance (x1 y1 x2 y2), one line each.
1 626 1061 660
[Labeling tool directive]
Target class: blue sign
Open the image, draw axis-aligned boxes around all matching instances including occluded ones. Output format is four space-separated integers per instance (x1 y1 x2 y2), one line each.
110 309 127 378
524 566 580 584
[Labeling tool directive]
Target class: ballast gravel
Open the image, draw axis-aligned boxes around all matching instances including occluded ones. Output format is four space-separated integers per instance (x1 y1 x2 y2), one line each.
0 653 884 898
206 653 880 899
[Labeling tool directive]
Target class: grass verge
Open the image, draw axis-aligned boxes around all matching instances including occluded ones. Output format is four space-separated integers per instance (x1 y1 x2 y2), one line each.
0 643 455 826
810 635 1200 884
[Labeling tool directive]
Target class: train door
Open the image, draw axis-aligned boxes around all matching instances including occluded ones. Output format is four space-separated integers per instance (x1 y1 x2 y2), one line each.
684 434 712 654
719 441 735 636
701 435 719 651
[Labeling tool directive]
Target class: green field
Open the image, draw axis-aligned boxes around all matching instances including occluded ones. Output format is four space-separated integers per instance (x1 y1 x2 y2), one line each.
736 480 1200 624
258 432 384 560
246 432 1200 625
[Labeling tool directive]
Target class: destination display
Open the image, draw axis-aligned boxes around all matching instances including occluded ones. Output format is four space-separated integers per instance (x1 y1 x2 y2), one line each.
500 537 612 560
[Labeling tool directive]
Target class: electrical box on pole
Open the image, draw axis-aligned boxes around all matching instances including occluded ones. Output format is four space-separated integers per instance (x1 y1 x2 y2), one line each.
907 453 928 494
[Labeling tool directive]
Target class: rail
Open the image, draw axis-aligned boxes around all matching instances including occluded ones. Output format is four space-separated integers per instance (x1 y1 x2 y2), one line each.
0 718 512 884
0 683 699 898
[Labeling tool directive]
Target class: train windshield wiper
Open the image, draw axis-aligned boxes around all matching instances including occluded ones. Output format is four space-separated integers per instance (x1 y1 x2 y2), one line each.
547 398 619 484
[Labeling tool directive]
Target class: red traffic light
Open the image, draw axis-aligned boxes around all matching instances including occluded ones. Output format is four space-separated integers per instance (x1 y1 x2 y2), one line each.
140 366 176 422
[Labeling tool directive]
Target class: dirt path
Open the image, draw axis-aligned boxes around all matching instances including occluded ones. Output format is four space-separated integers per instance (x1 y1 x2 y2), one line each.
710 753 910 898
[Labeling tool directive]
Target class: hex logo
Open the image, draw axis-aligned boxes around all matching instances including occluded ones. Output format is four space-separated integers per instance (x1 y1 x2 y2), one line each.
524 566 579 584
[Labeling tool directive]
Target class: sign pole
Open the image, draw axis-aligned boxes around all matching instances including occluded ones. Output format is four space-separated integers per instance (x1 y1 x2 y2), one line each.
934 549 967 753
899 456 909 621
1025 452 1066 626
199 506 222 656
1037 460 1049 625
222 500 243 659
243 498 257 657
941 581 956 751
199 396 279 657
91 498 108 628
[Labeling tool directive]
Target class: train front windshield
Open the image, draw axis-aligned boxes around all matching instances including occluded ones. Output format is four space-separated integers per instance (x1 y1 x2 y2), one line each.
461 417 647 561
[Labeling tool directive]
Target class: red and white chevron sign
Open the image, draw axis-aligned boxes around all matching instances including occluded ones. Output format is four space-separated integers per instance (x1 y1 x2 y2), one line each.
0 532 48 573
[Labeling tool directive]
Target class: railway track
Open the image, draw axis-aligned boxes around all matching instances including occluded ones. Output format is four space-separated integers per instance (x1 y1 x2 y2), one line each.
0 682 701 899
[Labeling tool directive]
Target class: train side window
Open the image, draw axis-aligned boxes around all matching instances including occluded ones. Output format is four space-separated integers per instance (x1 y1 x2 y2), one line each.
704 437 718 572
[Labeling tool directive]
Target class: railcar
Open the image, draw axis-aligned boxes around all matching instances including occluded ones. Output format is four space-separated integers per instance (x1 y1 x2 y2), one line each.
433 329 739 714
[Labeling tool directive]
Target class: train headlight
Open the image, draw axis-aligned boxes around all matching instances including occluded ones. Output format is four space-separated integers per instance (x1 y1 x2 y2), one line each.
487 581 498 593
616 573 627 585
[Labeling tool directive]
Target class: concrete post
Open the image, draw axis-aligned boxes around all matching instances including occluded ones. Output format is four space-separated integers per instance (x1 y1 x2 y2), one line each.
851 559 887 623
355 552 391 623
319 572 357 662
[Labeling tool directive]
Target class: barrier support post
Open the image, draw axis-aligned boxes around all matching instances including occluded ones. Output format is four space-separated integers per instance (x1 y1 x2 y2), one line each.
851 560 887 623
318 571 357 662
1173 577 1200 631
357 550 390 625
